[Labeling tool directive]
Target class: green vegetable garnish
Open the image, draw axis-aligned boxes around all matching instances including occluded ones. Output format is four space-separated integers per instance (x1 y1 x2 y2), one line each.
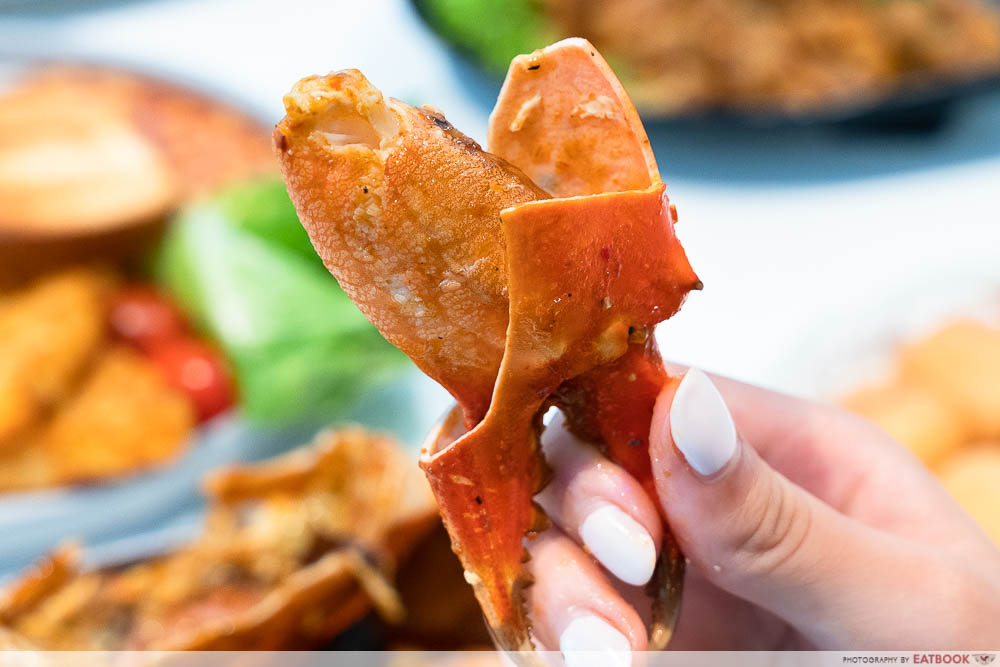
420 0 556 74
154 177 409 422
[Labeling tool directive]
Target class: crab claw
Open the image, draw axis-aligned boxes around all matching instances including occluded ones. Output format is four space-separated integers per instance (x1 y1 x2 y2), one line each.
275 39 698 656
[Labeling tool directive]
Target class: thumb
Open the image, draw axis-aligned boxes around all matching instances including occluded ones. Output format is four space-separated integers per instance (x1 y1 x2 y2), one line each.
648 369 983 648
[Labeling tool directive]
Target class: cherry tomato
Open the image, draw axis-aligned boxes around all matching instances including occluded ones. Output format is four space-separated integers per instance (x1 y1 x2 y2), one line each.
148 338 236 422
108 286 189 351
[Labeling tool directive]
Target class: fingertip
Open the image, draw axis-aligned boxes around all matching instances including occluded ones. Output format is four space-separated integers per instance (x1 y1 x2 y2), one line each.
526 531 648 653
579 504 657 586
670 369 739 477
649 371 684 480
537 410 663 580
560 615 633 667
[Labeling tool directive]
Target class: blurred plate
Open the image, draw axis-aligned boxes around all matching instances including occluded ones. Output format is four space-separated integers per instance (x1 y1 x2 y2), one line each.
410 0 1000 132
0 371 452 580
0 57 273 284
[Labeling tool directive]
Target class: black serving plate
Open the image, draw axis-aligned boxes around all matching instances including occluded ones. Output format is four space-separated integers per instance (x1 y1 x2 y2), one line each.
410 0 1000 133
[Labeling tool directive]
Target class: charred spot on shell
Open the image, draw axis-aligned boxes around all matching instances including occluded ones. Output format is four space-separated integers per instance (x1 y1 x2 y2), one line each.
528 503 551 534
628 325 649 344
274 130 289 153
418 107 486 153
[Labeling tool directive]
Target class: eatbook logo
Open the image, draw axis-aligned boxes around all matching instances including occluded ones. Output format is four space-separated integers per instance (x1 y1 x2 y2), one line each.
974 656 995 665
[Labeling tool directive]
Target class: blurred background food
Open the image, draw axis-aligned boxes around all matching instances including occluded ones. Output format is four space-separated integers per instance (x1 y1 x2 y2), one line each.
843 316 1000 545
418 0 1000 119
0 64 275 284
0 0 998 653
0 63 413 495
153 178 409 423
0 428 484 650
0 266 244 491
0 47 432 603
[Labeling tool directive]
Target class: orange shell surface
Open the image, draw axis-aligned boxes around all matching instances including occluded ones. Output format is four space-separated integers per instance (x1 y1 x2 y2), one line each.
488 38 659 197
276 39 699 656
275 70 546 425
422 184 697 650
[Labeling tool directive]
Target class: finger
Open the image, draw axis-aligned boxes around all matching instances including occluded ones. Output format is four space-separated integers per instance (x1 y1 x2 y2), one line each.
669 569 794 650
710 373 920 496
678 368 996 555
664 364 912 507
535 410 662 586
650 368 1000 648
525 528 647 661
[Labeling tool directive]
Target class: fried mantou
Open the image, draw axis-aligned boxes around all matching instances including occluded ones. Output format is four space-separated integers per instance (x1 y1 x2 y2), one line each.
842 381 967 467
899 320 1000 441
0 346 195 492
39 346 195 486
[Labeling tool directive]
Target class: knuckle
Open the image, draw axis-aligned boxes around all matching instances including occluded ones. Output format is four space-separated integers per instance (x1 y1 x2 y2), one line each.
725 473 815 579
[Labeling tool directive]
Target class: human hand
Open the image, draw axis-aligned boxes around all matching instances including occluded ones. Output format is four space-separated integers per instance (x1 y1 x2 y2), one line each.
525 369 1000 661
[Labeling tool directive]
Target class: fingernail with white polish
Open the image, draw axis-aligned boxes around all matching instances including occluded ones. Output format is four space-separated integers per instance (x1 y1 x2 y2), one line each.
579 505 656 586
560 615 632 667
670 369 737 477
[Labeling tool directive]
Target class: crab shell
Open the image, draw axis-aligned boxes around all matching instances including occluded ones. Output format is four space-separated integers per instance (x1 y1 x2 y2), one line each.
420 40 699 653
274 38 699 655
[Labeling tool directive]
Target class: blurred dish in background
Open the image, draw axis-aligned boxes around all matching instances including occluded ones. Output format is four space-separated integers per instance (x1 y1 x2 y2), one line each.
842 316 1000 546
0 427 439 650
0 63 274 284
0 58 414 488
0 266 233 492
0 59 437 608
0 177 411 493
416 0 1000 123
